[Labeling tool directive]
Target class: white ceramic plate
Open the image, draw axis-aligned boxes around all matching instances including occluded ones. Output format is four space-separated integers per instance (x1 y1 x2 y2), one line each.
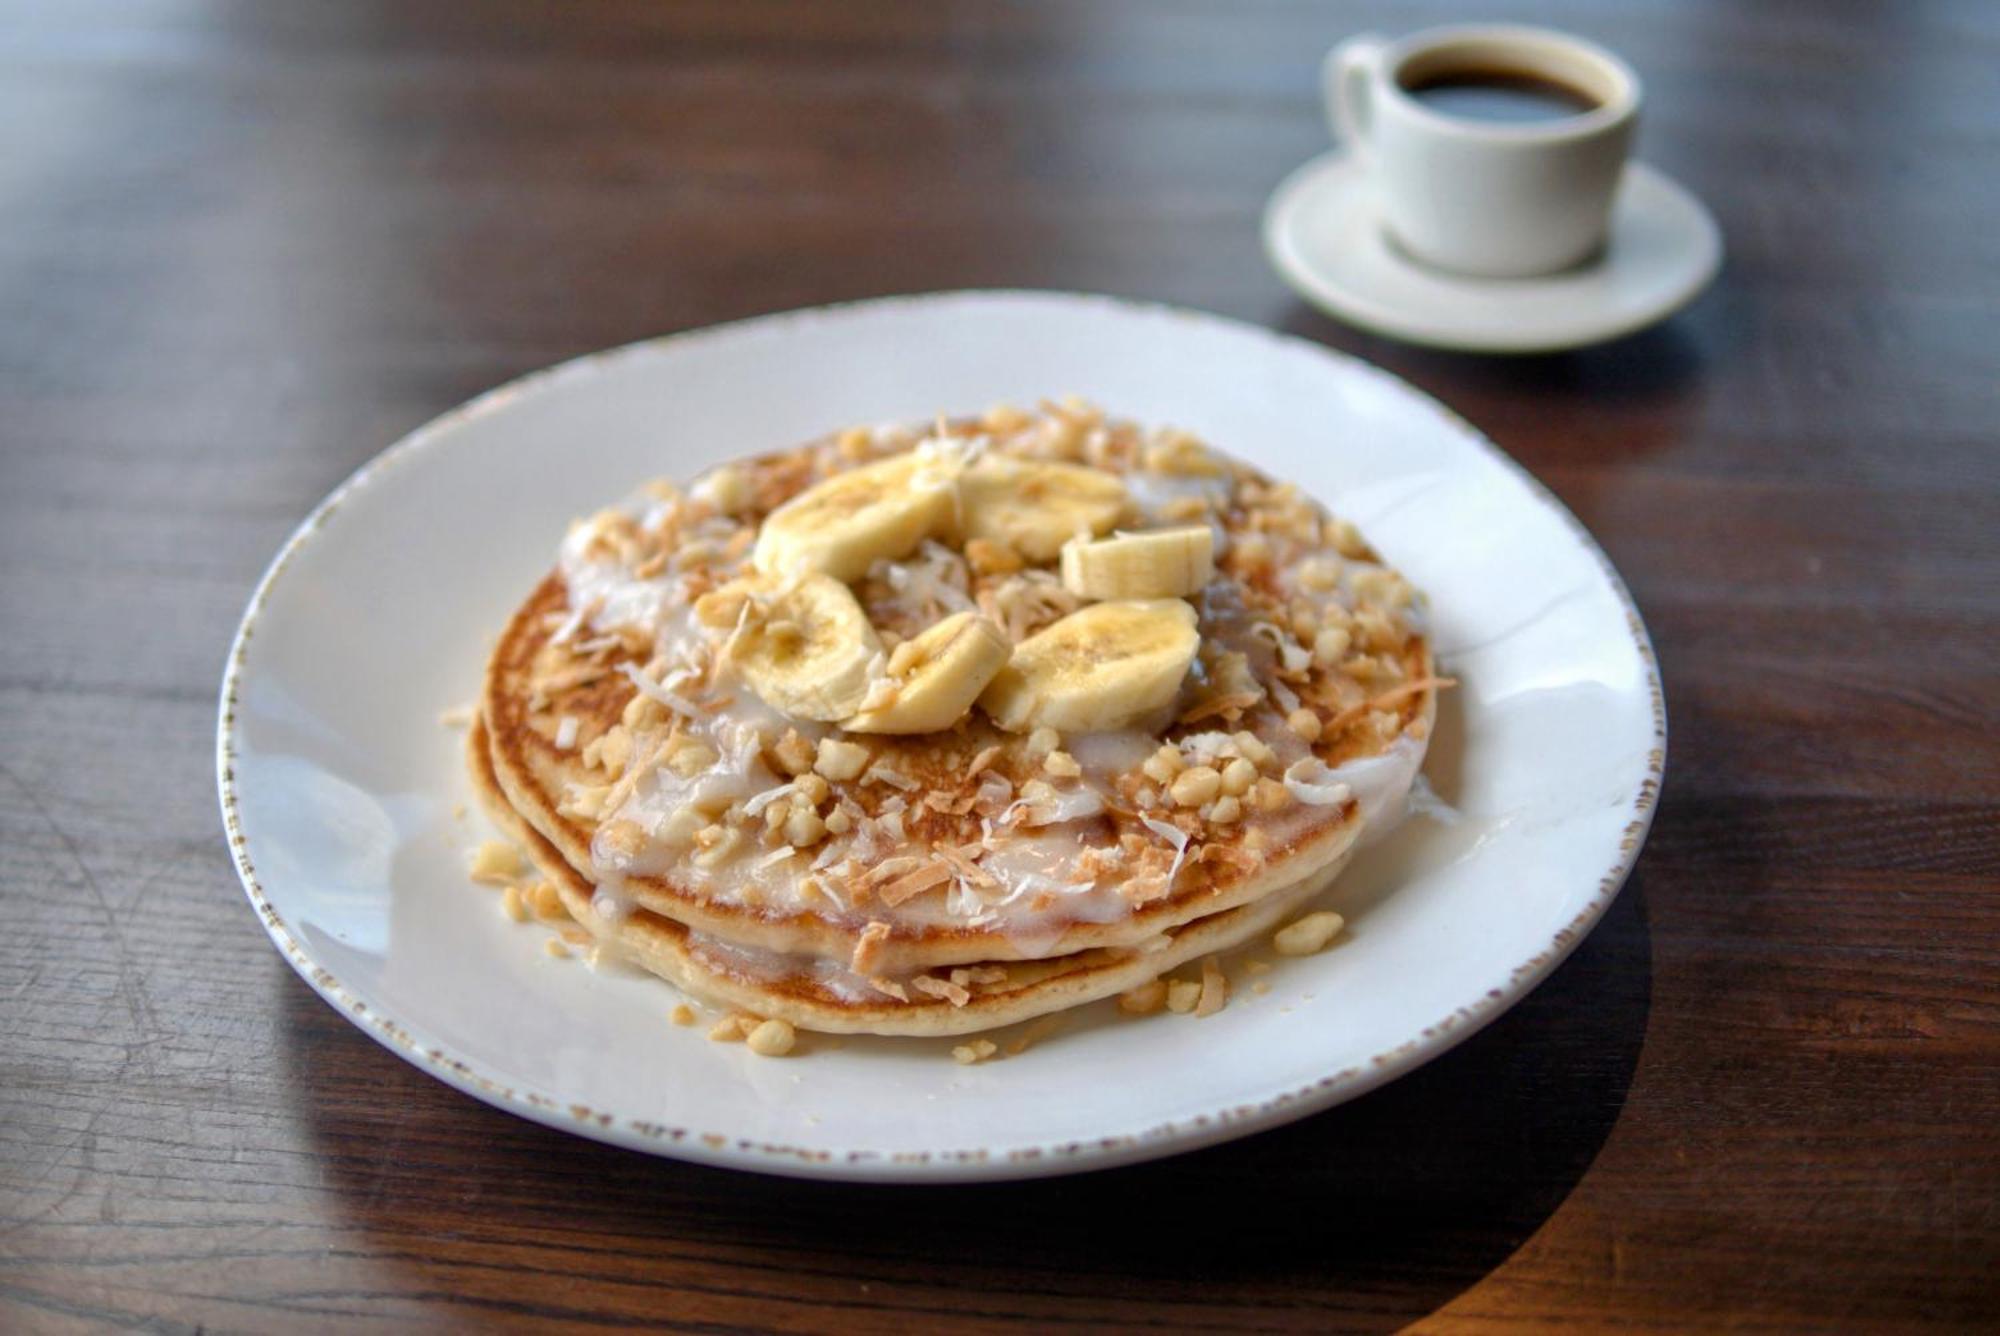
219 291 1663 1182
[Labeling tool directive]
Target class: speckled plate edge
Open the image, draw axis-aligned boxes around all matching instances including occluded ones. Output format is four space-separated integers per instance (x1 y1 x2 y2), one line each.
216 289 1665 1182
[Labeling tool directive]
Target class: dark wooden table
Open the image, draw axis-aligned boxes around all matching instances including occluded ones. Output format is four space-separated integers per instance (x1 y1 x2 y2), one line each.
4 1 1996 1330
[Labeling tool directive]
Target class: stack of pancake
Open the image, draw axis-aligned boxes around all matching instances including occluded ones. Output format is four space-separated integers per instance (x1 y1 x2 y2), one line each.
470 402 1439 1035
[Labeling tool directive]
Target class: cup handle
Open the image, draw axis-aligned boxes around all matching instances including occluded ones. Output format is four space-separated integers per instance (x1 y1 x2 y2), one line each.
1324 34 1387 160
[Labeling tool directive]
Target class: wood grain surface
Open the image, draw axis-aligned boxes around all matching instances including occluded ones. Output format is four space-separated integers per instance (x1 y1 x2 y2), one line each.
3 0 1996 1330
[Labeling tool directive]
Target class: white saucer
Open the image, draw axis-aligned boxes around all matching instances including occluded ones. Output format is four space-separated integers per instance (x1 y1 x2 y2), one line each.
1263 152 1722 354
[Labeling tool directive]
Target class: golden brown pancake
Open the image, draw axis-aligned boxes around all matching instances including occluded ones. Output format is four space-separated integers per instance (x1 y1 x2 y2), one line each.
472 402 1440 1033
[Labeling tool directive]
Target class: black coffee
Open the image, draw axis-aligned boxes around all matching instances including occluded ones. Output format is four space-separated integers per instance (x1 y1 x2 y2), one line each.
1403 69 1598 123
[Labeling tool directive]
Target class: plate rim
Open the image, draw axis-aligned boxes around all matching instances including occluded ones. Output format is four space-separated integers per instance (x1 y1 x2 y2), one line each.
216 288 1666 1183
1262 151 1723 354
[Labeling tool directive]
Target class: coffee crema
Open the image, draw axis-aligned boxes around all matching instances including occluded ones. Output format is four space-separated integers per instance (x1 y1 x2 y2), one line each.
1401 69 1598 124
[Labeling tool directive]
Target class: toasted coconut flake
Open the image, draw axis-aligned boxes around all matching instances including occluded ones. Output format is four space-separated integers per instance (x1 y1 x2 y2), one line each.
864 762 918 791
878 860 954 907
934 842 998 890
467 841 525 886
1322 676 1453 734
1139 815 1194 893
950 964 1009 988
911 975 973 1007
1196 957 1228 1017
741 780 799 819
867 975 910 1002
619 661 703 718
952 1039 999 1065
1178 691 1263 726
1282 758 1355 807
851 921 892 975
966 744 1004 779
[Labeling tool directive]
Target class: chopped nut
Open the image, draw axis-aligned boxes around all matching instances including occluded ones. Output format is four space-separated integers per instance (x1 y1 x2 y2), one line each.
770 727 815 776
1296 557 1342 593
1287 707 1323 742
1025 726 1060 758
1144 430 1225 477
952 1038 1000 1065
983 402 1031 434
1231 730 1276 767
1313 625 1353 667
1274 910 1346 957
500 884 528 923
1118 979 1168 1015
1209 795 1243 824
582 724 634 778
823 805 854 835
784 807 827 848
746 1019 797 1057
708 1014 752 1042
1232 533 1273 572
1171 765 1222 807
667 739 719 778
692 463 752 515
1220 757 1258 797
1141 748 1179 785
694 582 750 629
1165 979 1201 1014
543 938 570 959
693 824 744 869
529 881 565 921
1250 777 1291 813
1161 495 1211 522
1043 749 1082 779
467 841 525 886
814 737 870 782
670 1003 697 1026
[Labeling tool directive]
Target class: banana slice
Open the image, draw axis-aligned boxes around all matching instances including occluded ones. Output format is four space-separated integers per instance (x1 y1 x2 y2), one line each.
1061 526 1215 600
957 457 1130 563
753 452 958 582
729 574 884 721
843 610 1012 734
979 599 1200 733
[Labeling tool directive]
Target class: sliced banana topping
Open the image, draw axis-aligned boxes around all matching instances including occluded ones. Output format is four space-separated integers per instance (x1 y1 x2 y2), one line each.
843 610 1012 734
979 598 1200 733
753 452 958 582
956 457 1130 563
728 574 884 721
1061 525 1215 601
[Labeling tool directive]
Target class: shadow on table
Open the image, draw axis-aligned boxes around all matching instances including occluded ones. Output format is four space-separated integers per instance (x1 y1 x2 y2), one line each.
1273 299 1718 406
281 876 1651 1329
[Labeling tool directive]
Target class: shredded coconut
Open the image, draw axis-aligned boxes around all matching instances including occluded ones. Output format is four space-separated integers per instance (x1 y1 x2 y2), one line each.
1283 758 1354 807
1139 815 1193 892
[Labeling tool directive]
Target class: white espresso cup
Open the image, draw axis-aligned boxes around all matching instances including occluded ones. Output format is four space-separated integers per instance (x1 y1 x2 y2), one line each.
1326 25 1641 278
